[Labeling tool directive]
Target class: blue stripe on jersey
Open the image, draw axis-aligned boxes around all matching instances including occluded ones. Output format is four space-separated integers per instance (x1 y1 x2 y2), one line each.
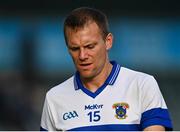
68 124 140 131
109 63 120 85
40 126 47 131
74 74 79 90
141 108 173 130
74 61 120 98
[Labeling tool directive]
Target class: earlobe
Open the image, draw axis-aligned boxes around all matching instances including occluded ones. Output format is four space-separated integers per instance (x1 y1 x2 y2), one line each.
106 33 113 50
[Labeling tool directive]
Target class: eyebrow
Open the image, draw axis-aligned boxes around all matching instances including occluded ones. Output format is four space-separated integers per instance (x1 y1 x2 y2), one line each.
68 42 97 48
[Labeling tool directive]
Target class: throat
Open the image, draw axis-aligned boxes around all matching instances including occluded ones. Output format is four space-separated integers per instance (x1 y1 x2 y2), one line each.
83 82 101 93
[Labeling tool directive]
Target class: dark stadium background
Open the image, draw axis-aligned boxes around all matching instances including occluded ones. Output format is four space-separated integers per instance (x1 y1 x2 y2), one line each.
0 0 180 130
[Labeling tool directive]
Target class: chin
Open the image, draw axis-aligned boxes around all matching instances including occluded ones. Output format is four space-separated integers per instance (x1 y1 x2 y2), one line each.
79 72 94 79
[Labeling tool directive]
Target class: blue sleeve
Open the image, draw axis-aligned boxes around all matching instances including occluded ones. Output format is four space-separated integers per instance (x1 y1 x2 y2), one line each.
140 107 173 130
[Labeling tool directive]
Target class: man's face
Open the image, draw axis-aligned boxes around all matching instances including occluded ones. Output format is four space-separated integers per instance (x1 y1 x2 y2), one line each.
66 22 112 79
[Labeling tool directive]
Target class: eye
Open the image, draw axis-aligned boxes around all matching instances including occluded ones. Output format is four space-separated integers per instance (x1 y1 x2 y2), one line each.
69 47 79 51
86 44 95 49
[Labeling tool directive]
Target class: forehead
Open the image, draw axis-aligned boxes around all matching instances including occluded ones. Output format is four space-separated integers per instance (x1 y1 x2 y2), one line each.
66 22 102 44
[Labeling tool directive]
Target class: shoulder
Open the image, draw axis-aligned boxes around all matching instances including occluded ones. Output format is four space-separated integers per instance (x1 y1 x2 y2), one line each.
119 67 157 89
120 67 155 80
46 75 75 101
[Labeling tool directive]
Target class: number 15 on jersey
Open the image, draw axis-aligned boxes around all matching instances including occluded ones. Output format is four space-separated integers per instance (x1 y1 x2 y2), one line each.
87 111 101 122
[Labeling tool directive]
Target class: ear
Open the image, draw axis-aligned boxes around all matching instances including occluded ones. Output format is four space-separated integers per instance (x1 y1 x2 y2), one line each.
105 33 113 50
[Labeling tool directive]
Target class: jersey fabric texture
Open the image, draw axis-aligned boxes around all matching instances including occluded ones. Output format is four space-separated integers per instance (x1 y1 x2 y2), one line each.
40 61 173 131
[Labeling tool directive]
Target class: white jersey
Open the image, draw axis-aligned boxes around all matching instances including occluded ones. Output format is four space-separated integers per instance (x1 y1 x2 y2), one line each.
40 61 172 131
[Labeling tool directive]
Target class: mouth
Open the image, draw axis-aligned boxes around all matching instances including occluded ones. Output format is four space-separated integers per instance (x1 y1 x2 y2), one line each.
80 63 91 66
78 63 92 69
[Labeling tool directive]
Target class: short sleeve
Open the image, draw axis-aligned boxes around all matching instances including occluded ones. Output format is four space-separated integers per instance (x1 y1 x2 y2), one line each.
40 94 56 131
140 76 173 130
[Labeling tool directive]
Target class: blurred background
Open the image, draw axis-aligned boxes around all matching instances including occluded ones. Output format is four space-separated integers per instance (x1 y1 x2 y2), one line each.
0 0 180 130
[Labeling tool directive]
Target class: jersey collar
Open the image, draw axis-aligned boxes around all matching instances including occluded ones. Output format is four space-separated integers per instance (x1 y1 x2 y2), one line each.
74 61 121 98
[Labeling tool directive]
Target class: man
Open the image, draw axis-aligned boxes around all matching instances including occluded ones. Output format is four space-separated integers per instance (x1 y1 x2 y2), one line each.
40 7 173 131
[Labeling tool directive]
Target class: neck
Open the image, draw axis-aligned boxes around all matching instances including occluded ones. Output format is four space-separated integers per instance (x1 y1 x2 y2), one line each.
81 61 113 93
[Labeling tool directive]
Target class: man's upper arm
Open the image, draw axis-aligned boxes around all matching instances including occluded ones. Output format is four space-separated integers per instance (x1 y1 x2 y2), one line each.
143 125 165 131
40 94 56 131
140 76 173 130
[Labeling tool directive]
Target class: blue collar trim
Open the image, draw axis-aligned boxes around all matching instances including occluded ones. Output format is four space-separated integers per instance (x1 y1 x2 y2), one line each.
74 61 121 98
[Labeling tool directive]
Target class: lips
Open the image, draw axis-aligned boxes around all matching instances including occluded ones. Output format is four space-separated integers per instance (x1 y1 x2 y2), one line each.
80 63 91 66
78 63 92 69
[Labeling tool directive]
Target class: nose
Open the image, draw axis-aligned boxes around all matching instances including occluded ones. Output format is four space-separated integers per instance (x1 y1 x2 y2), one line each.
79 48 88 60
